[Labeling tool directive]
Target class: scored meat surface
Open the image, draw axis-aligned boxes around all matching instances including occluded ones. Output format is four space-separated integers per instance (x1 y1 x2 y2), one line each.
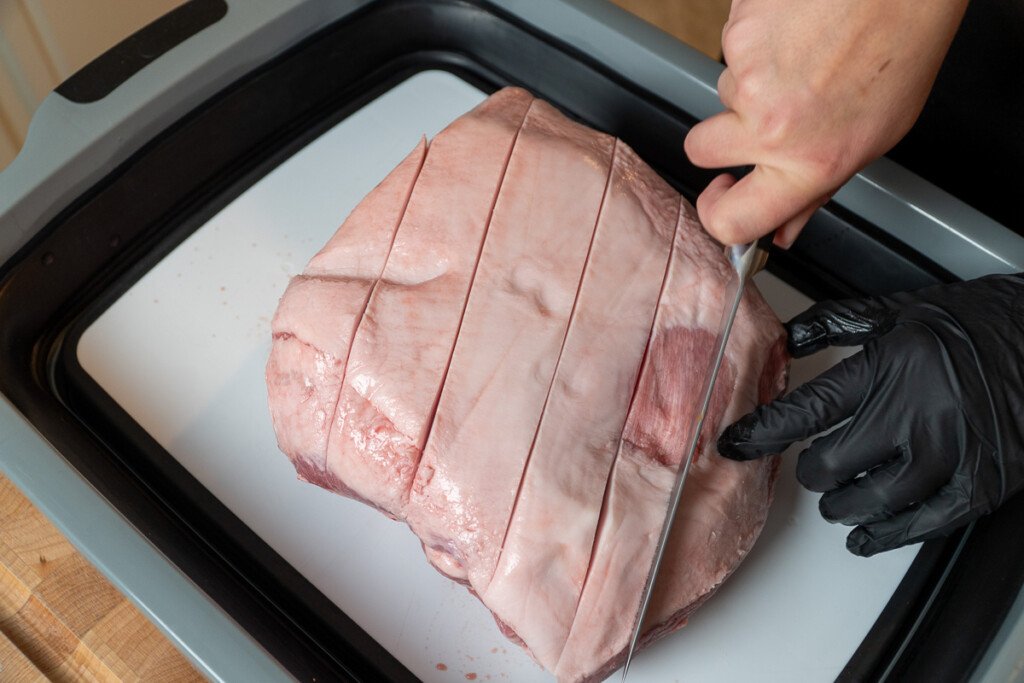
405 97 614 595
323 88 532 518
266 87 788 683
266 137 426 487
482 135 678 672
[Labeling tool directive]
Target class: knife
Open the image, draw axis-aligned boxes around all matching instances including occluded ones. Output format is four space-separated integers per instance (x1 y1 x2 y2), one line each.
620 232 774 681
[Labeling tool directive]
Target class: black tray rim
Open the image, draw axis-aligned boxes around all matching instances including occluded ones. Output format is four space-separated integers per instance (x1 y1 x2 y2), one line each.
1 1 1020 682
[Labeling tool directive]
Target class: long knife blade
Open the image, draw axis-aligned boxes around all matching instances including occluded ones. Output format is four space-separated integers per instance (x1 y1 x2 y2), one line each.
620 234 772 681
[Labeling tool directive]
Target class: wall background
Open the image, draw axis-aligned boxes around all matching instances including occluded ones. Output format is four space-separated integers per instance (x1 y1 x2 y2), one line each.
0 0 186 170
0 0 728 172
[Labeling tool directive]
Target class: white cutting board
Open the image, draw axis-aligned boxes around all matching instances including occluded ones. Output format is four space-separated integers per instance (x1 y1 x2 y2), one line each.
78 71 917 682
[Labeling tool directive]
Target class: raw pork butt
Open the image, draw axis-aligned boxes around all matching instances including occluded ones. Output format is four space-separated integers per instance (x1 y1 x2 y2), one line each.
266 87 788 683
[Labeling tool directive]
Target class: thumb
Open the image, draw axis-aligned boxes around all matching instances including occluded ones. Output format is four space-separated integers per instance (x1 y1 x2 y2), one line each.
786 297 898 358
697 165 822 246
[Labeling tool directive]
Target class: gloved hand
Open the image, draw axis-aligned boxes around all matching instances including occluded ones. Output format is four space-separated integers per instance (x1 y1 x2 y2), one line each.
718 274 1024 556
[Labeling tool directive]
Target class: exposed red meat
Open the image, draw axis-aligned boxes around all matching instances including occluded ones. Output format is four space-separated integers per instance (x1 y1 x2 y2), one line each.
266 87 788 683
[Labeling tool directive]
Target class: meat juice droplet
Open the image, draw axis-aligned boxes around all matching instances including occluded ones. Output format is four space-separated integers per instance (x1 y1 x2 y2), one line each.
436 663 447 671
465 675 477 681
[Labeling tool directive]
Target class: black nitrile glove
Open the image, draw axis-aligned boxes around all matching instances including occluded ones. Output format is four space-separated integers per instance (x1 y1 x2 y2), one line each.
718 274 1024 557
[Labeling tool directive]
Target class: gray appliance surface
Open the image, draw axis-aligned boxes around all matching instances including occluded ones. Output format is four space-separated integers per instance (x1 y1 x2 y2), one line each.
1 1 1023 681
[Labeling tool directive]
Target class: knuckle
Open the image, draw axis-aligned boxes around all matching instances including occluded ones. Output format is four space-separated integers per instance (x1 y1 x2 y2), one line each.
796 446 841 492
974 502 994 519
719 20 743 62
731 74 767 117
720 15 757 65
745 92 806 149
704 208 752 246
715 68 731 97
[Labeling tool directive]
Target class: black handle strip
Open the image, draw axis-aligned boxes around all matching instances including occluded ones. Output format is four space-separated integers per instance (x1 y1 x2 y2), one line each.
56 0 228 104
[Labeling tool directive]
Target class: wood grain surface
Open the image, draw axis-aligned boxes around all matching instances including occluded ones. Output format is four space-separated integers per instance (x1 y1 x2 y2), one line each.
0 474 203 682
610 0 730 59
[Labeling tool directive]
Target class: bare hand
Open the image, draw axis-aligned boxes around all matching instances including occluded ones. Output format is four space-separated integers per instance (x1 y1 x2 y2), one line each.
684 0 968 247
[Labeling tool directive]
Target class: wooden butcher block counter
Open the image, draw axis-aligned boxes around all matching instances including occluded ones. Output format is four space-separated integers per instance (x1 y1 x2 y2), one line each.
0 473 202 681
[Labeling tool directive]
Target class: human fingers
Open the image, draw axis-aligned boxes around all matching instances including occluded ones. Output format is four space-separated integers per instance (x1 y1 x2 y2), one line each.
717 350 870 461
817 441 954 526
772 203 818 249
845 479 979 557
695 171 817 249
717 67 738 111
694 165 820 246
684 109 755 172
785 298 898 358
790 392 923 494
695 172 736 234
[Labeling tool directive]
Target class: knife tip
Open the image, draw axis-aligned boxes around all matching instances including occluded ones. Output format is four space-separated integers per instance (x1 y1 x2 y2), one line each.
620 655 634 681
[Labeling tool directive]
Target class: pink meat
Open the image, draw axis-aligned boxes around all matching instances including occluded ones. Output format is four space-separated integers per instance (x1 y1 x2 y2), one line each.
554 202 785 683
266 138 426 487
322 88 533 518
481 142 679 671
266 88 787 683
405 98 614 588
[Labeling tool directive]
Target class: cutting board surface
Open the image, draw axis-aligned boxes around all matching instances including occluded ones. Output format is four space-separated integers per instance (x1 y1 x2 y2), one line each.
78 71 917 682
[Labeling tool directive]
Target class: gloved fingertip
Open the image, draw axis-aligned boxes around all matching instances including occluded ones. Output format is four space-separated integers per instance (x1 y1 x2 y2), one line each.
818 495 842 524
785 319 829 358
717 413 766 461
786 298 898 356
846 527 881 557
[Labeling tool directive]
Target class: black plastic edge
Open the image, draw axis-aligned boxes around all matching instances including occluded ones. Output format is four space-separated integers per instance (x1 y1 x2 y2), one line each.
838 530 968 682
55 0 228 103
0 1 1019 682
880 491 1024 682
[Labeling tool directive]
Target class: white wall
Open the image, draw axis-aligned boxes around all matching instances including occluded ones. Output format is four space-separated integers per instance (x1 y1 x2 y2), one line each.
0 0 185 171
